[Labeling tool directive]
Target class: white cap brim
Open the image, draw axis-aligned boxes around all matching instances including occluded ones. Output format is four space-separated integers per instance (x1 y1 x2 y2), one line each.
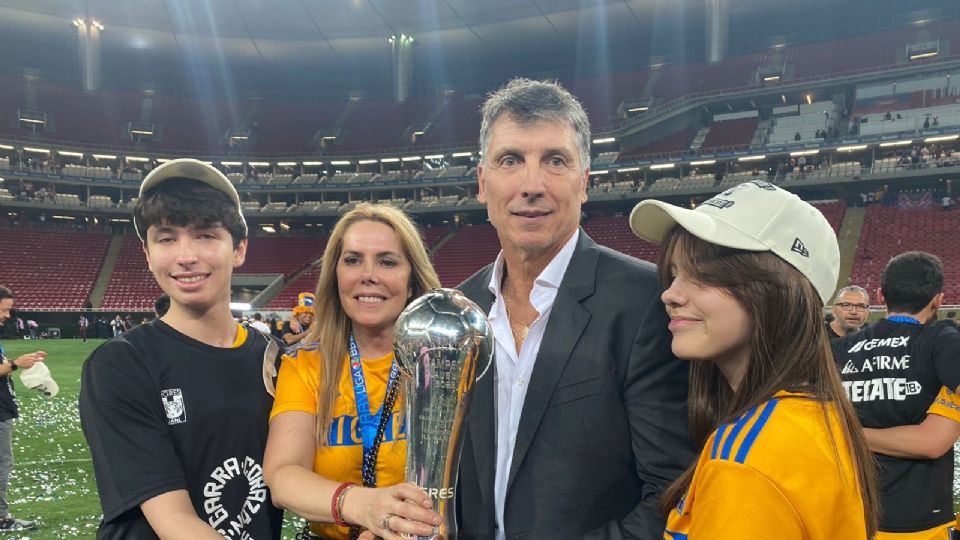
630 199 770 252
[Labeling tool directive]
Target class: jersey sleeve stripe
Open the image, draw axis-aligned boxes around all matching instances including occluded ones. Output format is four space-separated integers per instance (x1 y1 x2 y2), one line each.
719 403 761 460
664 530 688 540
711 422 728 459
734 398 780 464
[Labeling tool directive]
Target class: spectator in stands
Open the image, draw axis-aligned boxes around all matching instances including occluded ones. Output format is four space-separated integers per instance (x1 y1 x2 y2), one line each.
0 285 45 531
455 78 691 538
280 292 315 347
831 251 960 539
78 314 89 343
884 111 892 121
249 313 271 334
79 158 283 538
933 116 939 127
942 194 953 211
153 294 170 318
924 117 931 130
827 285 871 339
794 131 801 141
263 203 442 539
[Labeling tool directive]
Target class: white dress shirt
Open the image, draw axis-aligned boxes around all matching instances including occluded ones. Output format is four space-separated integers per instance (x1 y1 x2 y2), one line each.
485 230 579 539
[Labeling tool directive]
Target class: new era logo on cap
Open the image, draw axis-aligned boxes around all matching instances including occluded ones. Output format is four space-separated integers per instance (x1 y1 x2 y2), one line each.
791 238 810 258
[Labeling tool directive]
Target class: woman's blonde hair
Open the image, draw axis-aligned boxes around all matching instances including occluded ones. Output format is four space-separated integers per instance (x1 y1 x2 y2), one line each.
305 203 441 443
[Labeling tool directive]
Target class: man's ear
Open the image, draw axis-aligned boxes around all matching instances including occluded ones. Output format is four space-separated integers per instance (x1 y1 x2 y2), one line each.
477 164 487 204
233 238 248 268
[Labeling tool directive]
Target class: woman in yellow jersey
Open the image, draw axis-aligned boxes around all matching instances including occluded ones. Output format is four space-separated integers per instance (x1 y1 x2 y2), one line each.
264 203 442 540
629 181 879 540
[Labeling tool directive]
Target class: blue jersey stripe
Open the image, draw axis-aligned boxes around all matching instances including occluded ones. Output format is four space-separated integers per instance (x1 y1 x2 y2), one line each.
711 422 729 459
734 399 780 464
719 404 760 460
664 530 688 540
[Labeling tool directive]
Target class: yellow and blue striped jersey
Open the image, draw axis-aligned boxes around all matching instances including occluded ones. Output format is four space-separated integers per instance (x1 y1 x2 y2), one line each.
927 386 960 423
664 391 868 540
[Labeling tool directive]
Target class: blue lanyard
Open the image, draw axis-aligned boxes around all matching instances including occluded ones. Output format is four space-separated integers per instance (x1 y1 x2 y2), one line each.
348 334 399 456
887 315 921 325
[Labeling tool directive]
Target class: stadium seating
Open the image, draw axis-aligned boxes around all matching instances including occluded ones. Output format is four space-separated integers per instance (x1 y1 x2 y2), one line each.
700 117 759 151
850 205 960 304
582 216 659 263
768 102 837 145
0 228 110 309
100 236 164 311
240 237 329 276
620 128 697 160
427 225 500 288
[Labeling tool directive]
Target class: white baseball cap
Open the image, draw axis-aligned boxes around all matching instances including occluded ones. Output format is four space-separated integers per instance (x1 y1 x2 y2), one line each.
136 158 247 239
19 362 58 398
629 180 839 304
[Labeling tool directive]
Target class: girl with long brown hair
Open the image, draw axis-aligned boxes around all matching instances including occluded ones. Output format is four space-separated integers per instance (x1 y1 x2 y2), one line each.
630 181 878 539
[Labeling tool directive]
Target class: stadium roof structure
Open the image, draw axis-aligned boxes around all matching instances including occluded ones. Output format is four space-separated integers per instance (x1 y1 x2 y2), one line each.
0 0 955 99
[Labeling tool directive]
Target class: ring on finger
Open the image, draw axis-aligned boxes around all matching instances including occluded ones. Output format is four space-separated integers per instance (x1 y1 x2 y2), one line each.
380 513 394 532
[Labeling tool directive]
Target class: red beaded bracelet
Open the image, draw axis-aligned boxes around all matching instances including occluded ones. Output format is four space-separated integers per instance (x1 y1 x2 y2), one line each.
331 482 357 527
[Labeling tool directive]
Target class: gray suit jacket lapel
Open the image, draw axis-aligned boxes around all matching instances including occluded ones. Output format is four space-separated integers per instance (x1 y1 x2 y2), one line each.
506 232 598 493
462 271 497 517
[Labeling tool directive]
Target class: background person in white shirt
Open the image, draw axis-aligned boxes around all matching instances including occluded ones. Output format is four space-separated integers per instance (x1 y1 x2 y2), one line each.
249 313 272 334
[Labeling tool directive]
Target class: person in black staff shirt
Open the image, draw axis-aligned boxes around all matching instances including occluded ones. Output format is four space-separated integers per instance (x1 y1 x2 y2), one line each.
0 285 44 531
832 251 960 539
827 285 871 339
280 292 314 348
79 159 283 540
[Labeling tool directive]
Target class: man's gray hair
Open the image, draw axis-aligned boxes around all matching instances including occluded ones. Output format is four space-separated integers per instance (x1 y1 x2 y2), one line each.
479 78 591 174
832 285 870 305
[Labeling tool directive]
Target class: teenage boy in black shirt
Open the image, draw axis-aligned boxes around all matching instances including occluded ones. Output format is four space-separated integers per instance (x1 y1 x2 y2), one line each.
79 159 283 539
832 251 960 539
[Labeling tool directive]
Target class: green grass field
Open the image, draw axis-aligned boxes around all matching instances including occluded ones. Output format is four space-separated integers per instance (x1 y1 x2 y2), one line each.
0 338 957 538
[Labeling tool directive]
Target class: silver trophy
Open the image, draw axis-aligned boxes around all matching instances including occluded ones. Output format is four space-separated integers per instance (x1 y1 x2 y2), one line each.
394 288 493 540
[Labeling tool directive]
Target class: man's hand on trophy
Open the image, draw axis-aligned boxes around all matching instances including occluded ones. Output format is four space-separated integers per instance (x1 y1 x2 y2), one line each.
344 482 440 540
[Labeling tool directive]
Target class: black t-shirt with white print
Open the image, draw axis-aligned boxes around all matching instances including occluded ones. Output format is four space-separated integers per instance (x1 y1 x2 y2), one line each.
832 318 960 533
79 319 283 540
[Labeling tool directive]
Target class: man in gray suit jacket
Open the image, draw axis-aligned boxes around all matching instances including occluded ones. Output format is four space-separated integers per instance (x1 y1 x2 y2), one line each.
455 78 692 540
